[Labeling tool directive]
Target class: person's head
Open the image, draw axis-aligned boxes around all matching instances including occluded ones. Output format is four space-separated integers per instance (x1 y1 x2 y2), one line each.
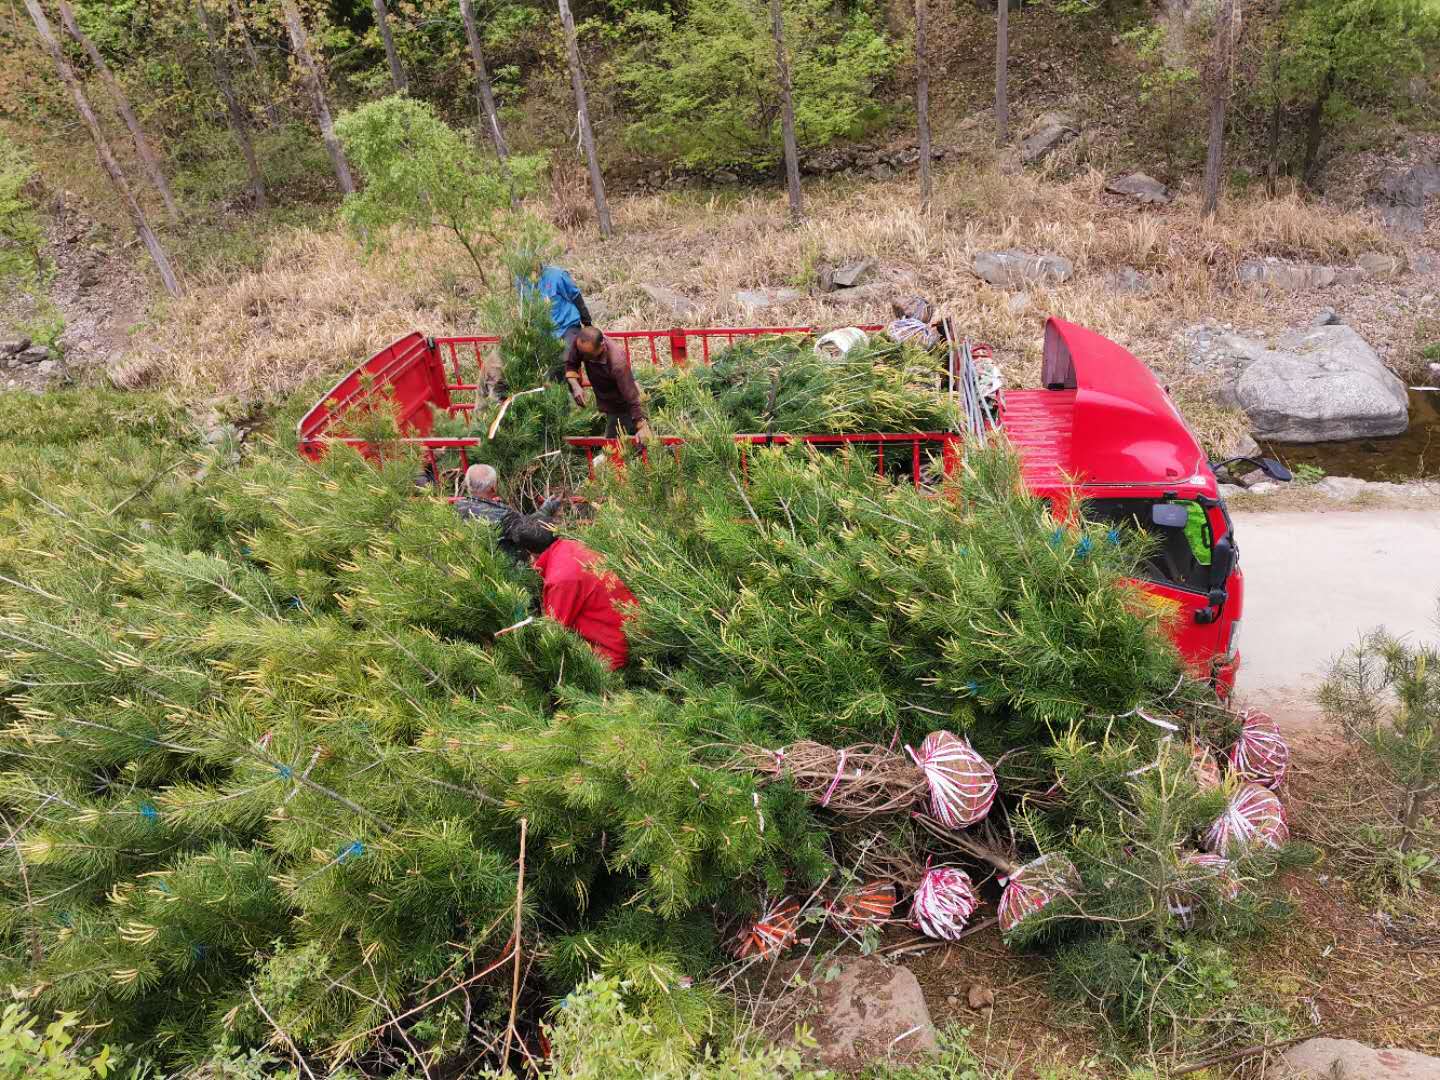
464 463 499 500
575 325 606 360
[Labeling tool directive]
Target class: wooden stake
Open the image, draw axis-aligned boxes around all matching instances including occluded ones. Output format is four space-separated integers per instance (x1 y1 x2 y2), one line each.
555 0 611 236
22 0 183 297
769 0 803 223
280 0 354 195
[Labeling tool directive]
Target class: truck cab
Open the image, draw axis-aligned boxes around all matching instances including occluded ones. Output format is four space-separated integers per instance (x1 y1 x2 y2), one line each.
1002 319 1243 694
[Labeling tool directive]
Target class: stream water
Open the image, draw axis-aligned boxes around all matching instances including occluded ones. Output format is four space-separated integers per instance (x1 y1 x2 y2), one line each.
1260 389 1440 482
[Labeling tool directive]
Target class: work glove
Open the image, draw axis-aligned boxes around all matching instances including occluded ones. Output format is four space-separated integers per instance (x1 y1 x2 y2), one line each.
634 418 655 446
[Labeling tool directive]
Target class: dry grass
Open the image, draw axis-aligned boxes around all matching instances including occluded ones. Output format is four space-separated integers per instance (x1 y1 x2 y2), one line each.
120 157 1395 450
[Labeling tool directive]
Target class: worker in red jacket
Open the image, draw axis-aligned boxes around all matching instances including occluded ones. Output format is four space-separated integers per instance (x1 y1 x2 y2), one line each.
532 538 636 670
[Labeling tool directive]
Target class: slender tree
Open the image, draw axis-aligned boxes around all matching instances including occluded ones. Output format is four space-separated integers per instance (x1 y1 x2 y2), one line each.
768 0 803 222
55 0 180 223
371 0 408 94
280 0 354 194
22 0 182 296
995 0 1009 144
197 0 266 208
459 0 508 159
228 0 282 126
555 0 611 236
1201 0 1239 216
915 0 931 209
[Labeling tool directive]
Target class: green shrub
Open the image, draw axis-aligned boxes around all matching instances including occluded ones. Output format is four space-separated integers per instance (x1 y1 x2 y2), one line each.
0 135 44 286
0 1007 111 1080
614 0 897 169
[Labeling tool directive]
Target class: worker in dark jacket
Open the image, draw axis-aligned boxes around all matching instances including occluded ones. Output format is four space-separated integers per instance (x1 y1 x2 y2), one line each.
563 326 654 443
454 464 560 560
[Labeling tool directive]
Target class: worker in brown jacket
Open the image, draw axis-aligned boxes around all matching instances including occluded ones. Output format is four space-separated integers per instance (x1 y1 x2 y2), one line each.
563 326 655 443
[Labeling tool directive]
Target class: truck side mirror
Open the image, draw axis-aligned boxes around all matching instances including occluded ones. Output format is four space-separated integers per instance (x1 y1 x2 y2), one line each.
1151 503 1189 529
1258 458 1293 482
1210 535 1236 586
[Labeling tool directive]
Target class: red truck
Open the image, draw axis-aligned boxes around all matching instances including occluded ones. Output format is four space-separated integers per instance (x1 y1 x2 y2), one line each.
299 318 1277 695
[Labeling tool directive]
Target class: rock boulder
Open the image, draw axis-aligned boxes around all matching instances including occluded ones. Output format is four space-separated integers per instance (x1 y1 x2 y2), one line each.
973 250 1073 287
1189 324 1408 442
734 287 803 309
1276 1037 1440 1079
1021 112 1077 164
638 284 698 321
1106 173 1172 204
1238 259 1338 291
788 956 939 1070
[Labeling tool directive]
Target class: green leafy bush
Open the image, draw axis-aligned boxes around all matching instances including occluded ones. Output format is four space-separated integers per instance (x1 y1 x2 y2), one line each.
0 1007 111 1080
0 134 44 286
614 0 897 168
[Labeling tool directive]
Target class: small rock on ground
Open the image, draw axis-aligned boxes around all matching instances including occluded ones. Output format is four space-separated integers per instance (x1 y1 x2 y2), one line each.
1238 259 1338 291
786 955 939 1070
734 287 804 309
973 250 1073 287
1274 1037 1440 1079
1020 111 1078 164
1105 172 1172 204
637 283 698 321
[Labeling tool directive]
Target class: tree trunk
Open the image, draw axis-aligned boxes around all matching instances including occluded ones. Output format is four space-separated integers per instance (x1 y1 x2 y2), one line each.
556 0 611 237
55 0 180 224
280 0 354 194
1301 66 1334 188
229 0 282 126
915 0 931 209
995 0 1009 143
197 0 267 208
371 0 408 94
1201 0 1238 217
22 0 182 297
768 0 803 223
459 0 508 159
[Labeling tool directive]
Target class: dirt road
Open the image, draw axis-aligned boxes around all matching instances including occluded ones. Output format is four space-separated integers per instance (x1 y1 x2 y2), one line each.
1232 509 1440 732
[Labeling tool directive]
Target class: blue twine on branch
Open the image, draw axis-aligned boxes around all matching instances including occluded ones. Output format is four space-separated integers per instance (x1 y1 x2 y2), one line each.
337 841 365 864
192 943 207 962
1106 528 1122 546
1076 536 1093 559
1049 529 1064 548
276 764 293 780
288 596 303 609
964 680 980 696
139 802 160 824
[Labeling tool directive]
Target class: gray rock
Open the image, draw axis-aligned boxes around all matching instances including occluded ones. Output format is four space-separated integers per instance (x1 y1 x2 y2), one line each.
734 287 803 309
17 345 50 364
1105 172 1172 204
1021 111 1077 164
36 359 58 376
1313 307 1340 327
1368 162 1440 235
831 259 875 289
713 171 740 184
789 956 939 1070
1246 481 1279 495
638 284 698 321
1237 259 1338 291
1220 325 1411 442
1106 266 1152 294
1220 432 1261 461
1414 253 1437 275
973 249 1074 287
1277 1037 1440 1079
1218 483 1246 499
1007 291 1032 313
0 338 29 357
819 281 895 305
1358 252 1406 277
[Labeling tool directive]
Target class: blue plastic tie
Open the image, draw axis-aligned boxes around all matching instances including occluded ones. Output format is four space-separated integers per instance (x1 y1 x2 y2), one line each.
965 680 980 696
276 764 293 780
288 596 303 609
1107 528 1122 546
192 943 207 962
240 546 253 556
958 545 969 557
1049 529 1064 548
139 802 160 824
155 880 171 894
1076 536 1093 559
337 841 365 864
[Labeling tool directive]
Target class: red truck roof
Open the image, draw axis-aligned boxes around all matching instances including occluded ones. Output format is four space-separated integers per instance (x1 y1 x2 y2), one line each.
1003 318 1215 497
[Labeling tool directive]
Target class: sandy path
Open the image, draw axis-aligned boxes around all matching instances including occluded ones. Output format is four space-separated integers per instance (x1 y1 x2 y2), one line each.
1230 510 1440 735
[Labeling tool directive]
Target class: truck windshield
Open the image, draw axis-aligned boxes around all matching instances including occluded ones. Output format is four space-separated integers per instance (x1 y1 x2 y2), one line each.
1082 498 1211 594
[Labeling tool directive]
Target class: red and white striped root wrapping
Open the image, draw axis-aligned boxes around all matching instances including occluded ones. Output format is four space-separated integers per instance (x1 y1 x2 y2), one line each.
1190 741 1222 790
1206 783 1289 857
1167 852 1241 928
998 852 1081 934
906 731 997 829
828 880 897 930
1228 709 1290 789
730 898 801 960
910 865 980 940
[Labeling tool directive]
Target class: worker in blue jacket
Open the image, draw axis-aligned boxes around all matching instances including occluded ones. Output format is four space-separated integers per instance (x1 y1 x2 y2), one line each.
515 257 593 347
